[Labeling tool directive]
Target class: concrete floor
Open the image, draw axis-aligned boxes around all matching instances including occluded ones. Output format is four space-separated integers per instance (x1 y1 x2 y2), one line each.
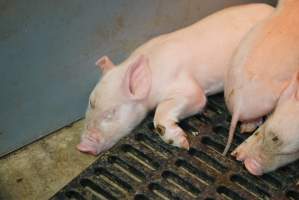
0 119 97 200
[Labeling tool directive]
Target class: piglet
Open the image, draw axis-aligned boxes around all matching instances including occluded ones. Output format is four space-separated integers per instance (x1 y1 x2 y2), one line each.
77 4 274 155
232 72 299 175
223 0 299 155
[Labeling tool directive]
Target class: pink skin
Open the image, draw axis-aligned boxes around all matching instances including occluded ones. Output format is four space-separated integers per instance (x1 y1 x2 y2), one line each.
240 118 263 133
223 0 299 155
77 4 274 155
232 72 299 175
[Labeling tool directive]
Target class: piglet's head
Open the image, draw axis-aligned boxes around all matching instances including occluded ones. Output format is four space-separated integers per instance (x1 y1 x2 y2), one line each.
232 72 299 175
77 55 151 155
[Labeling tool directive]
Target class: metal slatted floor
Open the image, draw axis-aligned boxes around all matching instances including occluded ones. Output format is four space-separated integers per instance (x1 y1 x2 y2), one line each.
51 94 299 200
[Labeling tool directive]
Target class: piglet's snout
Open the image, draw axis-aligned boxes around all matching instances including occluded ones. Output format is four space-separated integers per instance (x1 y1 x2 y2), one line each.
232 147 264 175
77 142 98 156
231 139 265 175
77 129 102 156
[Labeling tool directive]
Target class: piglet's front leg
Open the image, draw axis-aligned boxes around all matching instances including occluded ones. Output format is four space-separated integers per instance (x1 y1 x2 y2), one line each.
153 82 206 149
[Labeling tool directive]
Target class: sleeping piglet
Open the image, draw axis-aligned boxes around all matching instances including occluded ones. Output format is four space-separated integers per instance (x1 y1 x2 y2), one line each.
77 4 274 155
232 72 299 175
223 0 299 155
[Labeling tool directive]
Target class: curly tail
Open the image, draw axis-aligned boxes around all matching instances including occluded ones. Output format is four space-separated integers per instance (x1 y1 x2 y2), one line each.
222 107 240 156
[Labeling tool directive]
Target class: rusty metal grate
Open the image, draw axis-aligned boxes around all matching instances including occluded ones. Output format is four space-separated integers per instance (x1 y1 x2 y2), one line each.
51 94 299 200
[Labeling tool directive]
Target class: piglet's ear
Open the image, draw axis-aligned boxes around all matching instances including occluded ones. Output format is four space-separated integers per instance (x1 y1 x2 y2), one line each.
95 56 115 75
123 55 151 100
278 72 299 104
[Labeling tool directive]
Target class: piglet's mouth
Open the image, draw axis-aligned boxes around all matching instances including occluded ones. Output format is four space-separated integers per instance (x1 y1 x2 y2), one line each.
244 158 264 176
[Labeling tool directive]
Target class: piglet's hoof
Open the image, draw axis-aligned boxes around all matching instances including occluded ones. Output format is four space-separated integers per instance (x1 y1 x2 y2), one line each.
155 124 166 136
240 123 257 133
167 139 174 144
167 135 189 150
180 137 190 150
168 126 190 150
240 119 263 133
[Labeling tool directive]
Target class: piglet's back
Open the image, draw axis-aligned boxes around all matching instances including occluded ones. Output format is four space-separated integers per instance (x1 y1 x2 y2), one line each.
125 3 275 96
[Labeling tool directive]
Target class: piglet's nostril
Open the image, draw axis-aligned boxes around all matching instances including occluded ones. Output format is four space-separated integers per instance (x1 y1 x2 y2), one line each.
231 151 238 158
235 151 247 161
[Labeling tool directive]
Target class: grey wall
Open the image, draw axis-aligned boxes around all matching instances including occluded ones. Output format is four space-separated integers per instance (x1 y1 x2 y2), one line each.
0 0 276 156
